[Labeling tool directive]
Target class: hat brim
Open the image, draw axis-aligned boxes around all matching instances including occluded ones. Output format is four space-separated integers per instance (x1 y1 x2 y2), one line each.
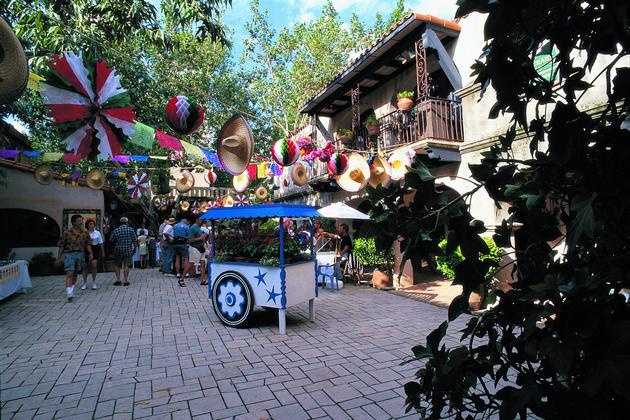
217 114 254 176
388 152 411 181
337 153 370 192
369 156 392 188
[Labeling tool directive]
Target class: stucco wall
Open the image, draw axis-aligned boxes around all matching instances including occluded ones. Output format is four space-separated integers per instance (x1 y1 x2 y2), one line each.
0 166 104 260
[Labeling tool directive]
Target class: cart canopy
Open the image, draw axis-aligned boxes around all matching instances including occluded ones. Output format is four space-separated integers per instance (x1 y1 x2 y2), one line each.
199 203 320 220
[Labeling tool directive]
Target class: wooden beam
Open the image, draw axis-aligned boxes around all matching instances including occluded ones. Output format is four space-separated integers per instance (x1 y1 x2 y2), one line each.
307 24 427 114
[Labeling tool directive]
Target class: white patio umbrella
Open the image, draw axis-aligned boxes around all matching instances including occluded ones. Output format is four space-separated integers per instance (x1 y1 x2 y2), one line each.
317 202 370 220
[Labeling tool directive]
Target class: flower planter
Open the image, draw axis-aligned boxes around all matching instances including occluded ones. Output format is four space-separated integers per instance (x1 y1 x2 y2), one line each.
338 135 352 144
371 269 392 289
397 97 414 110
366 124 380 137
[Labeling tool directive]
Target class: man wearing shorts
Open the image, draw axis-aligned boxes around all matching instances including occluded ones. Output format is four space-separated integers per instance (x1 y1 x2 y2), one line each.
172 218 190 287
109 217 138 286
187 218 208 286
57 215 92 301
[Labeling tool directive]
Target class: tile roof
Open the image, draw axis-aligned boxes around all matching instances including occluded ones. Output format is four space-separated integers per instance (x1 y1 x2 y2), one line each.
300 12 461 113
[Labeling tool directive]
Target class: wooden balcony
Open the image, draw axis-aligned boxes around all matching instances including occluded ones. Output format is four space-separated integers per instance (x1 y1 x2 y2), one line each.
347 97 464 152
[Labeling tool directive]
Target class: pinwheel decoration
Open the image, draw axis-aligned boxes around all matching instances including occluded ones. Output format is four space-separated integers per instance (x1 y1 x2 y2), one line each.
234 193 249 207
127 172 150 199
191 201 201 215
39 51 136 161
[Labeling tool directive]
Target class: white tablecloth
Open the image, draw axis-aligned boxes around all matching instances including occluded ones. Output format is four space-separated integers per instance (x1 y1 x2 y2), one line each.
0 261 32 300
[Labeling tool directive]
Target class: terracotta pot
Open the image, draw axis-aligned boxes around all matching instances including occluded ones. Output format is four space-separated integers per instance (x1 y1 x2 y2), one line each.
338 135 352 144
366 124 380 137
371 269 392 289
397 97 414 110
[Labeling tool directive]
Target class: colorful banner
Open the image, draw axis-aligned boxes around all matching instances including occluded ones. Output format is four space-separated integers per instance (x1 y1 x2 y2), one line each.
128 121 156 149
181 140 207 160
156 130 184 152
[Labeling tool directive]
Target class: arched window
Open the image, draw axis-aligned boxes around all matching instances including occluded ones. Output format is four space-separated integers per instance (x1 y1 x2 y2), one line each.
0 208 60 247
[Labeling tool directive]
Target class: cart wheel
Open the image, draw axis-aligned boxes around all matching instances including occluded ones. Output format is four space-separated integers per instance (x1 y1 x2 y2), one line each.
212 271 254 327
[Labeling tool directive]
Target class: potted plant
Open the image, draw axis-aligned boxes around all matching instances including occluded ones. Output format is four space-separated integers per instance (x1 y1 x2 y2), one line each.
364 114 380 137
336 128 353 144
396 90 415 110
353 236 393 289
435 236 503 310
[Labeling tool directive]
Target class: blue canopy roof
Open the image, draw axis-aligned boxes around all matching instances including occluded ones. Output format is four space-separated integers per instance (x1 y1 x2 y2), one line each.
198 204 320 220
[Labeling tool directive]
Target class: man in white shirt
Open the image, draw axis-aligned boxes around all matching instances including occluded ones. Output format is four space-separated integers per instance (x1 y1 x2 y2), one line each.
161 217 176 276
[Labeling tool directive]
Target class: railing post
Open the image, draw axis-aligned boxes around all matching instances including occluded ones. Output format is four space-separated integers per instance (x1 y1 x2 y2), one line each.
415 39 429 101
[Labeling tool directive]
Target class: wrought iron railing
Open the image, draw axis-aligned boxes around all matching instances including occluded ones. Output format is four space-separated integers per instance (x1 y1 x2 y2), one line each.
335 97 464 152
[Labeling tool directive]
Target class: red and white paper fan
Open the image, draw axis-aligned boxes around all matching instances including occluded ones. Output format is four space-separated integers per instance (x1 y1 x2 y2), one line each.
127 172 150 199
39 51 135 161
234 194 249 207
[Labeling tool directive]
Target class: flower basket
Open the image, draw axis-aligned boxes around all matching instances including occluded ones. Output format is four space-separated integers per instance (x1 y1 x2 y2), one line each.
338 135 352 144
397 97 414 110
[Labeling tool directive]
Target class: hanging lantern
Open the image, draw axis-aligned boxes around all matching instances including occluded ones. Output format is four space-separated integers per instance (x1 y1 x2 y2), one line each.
327 152 349 175
165 95 205 135
271 138 299 167
204 169 217 186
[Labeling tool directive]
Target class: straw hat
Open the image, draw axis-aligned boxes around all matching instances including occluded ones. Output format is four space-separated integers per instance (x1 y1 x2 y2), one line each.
369 156 391 188
34 165 54 185
175 170 195 193
336 153 370 192
180 200 190 211
216 113 254 176
200 200 208 212
255 186 269 201
291 163 308 187
223 195 234 207
0 18 28 105
85 169 106 190
232 170 250 193
388 149 412 180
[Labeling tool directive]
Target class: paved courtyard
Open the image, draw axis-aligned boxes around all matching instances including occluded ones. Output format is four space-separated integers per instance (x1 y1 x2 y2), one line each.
0 269 465 419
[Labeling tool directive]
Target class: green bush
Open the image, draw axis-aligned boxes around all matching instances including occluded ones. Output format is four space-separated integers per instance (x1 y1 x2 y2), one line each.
436 236 502 280
353 236 390 269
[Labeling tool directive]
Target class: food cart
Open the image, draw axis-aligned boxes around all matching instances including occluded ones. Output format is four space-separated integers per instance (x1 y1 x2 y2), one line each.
199 204 320 334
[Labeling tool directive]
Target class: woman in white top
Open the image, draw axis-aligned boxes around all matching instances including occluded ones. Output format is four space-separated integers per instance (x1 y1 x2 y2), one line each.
81 219 105 290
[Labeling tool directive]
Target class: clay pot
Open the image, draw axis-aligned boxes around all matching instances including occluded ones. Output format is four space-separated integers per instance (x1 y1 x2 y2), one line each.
371 269 392 289
397 97 414 110
338 135 352 144
366 124 380 137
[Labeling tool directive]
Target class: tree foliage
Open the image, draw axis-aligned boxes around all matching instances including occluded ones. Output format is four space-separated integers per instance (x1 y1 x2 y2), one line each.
243 0 408 136
366 0 630 418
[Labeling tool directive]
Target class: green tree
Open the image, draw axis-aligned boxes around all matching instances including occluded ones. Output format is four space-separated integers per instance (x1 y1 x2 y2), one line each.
243 0 407 137
365 0 630 418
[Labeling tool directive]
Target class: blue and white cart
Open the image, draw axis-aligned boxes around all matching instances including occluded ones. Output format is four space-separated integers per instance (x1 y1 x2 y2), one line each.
199 204 320 335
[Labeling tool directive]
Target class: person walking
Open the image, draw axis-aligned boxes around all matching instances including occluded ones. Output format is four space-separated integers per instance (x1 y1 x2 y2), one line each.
147 232 157 268
138 231 148 268
136 222 149 237
172 218 190 287
80 219 105 290
57 215 92 301
109 217 138 286
187 218 208 286
161 217 176 276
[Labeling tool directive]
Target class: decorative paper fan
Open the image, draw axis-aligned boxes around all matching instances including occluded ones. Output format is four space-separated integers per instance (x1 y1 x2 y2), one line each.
127 172 149 199
39 51 136 160
234 194 249 207
191 201 201 215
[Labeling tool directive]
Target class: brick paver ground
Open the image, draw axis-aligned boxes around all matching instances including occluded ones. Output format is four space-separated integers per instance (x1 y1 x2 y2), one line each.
0 269 466 419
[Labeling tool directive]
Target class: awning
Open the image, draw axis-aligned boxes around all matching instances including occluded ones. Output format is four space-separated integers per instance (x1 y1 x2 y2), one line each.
318 202 371 220
199 204 320 220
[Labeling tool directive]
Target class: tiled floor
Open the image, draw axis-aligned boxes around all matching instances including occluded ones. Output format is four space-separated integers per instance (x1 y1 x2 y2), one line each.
0 269 464 419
